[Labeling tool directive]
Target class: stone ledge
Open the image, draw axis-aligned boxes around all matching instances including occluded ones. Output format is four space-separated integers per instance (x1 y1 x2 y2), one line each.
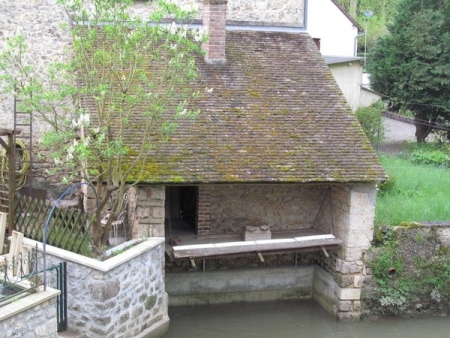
0 287 60 321
22 237 165 272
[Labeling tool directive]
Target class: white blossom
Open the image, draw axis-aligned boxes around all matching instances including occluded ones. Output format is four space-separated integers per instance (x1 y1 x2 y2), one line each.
168 22 177 35
83 136 90 147
194 27 206 42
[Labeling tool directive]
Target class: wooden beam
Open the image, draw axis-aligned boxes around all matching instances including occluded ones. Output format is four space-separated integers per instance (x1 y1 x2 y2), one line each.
0 137 9 151
257 252 264 262
0 128 14 136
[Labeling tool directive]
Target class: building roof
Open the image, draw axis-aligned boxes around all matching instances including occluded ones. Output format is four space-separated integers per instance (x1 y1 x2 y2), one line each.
323 56 363 65
98 30 386 184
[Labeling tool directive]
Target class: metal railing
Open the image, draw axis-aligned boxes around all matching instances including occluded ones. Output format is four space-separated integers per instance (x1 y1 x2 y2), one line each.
0 245 41 307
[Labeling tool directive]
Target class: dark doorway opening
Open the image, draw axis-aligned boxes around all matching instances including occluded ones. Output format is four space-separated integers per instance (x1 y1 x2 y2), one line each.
165 186 197 239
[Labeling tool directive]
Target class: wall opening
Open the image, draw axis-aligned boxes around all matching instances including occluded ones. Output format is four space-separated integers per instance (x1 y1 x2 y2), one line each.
165 186 198 239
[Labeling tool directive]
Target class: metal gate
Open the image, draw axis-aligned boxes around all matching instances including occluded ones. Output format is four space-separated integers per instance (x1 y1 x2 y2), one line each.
46 262 68 331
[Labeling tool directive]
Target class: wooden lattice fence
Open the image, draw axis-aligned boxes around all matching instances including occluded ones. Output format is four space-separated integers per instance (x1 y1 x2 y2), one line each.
14 194 95 255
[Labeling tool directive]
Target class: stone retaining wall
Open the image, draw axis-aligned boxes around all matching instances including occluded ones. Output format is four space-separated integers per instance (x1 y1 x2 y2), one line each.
0 287 60 338
362 224 450 317
166 266 314 306
23 237 169 338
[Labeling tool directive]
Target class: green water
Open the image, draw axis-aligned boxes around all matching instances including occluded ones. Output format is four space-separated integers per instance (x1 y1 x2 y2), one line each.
163 300 450 338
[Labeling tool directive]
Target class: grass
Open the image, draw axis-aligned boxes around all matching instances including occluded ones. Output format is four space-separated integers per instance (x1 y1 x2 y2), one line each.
376 154 450 226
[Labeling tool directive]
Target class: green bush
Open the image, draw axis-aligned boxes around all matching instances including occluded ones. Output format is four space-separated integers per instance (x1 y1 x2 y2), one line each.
410 149 450 168
355 101 385 144
377 173 396 195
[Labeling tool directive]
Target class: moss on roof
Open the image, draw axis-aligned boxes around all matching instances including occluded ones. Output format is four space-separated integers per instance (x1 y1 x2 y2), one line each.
96 31 387 184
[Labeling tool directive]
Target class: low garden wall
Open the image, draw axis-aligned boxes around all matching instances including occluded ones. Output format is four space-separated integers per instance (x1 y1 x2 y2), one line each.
0 287 60 338
23 237 169 338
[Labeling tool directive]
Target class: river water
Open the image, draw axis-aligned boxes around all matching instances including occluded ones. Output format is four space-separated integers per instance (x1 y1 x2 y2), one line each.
162 300 450 338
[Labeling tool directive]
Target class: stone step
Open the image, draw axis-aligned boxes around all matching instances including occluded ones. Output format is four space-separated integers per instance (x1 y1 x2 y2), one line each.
58 330 84 338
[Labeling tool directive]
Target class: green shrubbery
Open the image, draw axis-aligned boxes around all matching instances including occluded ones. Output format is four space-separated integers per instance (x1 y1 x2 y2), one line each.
365 227 450 315
409 144 450 168
355 101 385 144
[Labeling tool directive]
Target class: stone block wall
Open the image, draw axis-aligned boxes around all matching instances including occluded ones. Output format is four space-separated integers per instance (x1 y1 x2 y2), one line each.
166 266 313 306
0 0 71 134
135 0 305 25
0 288 60 338
132 186 166 238
25 237 169 338
314 183 378 319
207 184 330 234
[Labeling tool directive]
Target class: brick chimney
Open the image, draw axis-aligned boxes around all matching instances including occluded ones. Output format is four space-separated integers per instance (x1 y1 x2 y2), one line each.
203 0 227 65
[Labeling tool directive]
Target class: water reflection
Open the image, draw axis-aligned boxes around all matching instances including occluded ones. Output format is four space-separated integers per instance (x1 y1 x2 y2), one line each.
163 300 450 338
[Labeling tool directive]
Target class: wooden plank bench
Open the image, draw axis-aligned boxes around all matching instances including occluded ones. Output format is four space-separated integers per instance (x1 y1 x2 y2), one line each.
172 234 342 259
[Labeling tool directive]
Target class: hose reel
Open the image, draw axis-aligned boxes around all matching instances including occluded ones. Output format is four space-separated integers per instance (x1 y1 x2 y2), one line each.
0 140 30 190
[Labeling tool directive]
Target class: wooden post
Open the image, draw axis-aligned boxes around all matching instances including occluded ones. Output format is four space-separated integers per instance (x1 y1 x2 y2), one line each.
0 128 16 234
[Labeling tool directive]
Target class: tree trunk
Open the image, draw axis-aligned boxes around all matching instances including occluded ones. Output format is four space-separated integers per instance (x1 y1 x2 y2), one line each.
414 112 435 142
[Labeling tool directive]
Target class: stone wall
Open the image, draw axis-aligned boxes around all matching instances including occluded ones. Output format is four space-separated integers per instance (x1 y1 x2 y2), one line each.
132 186 166 238
1 0 305 132
314 183 378 319
208 184 331 234
24 237 169 338
166 266 313 306
0 0 71 134
362 224 450 317
0 288 60 338
135 0 305 25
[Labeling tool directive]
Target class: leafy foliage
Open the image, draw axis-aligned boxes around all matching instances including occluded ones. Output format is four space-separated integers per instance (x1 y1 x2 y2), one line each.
0 0 207 249
367 0 450 142
337 0 401 52
355 101 385 144
410 148 450 168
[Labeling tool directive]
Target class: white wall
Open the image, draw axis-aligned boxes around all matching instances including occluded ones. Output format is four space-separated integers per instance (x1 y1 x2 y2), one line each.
328 61 363 111
307 0 360 57
359 87 382 108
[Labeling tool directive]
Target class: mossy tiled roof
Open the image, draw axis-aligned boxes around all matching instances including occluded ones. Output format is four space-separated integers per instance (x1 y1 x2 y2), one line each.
118 31 386 184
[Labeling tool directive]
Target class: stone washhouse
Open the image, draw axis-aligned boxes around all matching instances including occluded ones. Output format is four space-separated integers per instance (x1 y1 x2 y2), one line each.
0 0 386 324
117 0 386 320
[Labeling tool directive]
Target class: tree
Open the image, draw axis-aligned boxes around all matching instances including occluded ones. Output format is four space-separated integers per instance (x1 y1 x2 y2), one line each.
367 0 450 142
337 0 401 52
0 0 206 249
355 101 385 145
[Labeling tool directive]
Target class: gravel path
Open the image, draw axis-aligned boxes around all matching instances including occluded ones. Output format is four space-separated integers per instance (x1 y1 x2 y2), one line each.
375 116 416 153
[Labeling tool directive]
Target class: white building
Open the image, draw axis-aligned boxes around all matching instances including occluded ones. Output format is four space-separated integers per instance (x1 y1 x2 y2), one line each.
306 0 363 57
